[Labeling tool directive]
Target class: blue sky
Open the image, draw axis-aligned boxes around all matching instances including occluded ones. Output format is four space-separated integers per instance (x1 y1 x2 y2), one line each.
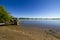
0 0 60 18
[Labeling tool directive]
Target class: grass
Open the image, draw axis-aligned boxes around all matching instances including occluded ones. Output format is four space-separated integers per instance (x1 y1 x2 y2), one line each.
0 25 60 40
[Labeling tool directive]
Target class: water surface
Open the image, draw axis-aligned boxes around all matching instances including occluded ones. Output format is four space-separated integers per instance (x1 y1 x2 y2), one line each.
20 20 60 30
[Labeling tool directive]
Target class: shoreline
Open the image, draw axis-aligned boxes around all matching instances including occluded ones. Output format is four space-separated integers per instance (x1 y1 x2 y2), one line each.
0 25 60 40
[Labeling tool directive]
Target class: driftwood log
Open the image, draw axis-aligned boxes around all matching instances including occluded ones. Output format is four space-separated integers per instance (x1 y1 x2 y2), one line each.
10 18 20 25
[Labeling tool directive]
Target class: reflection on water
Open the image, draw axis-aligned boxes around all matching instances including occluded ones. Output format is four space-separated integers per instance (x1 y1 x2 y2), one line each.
20 20 60 30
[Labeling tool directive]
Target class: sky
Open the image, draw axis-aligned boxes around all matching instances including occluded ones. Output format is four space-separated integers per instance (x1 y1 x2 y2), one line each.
0 0 60 18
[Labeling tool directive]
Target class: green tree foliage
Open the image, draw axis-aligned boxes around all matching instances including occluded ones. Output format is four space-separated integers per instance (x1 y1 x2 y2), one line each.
0 6 13 23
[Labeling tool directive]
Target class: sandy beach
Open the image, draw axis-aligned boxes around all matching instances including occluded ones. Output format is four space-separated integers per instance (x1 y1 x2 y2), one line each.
0 25 60 40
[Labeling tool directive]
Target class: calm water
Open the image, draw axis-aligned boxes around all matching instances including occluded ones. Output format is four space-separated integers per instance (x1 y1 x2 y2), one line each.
20 20 60 29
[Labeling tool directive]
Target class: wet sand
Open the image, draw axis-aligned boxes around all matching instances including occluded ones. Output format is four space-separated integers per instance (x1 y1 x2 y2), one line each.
0 25 60 40
21 24 60 40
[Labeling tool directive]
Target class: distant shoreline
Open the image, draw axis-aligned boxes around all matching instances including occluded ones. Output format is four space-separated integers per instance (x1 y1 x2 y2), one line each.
19 18 60 20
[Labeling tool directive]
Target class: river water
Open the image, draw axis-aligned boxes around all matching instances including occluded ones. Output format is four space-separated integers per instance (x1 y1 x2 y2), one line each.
20 20 60 30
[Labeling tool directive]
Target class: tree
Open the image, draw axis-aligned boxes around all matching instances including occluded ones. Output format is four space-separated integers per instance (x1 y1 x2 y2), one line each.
0 6 13 23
